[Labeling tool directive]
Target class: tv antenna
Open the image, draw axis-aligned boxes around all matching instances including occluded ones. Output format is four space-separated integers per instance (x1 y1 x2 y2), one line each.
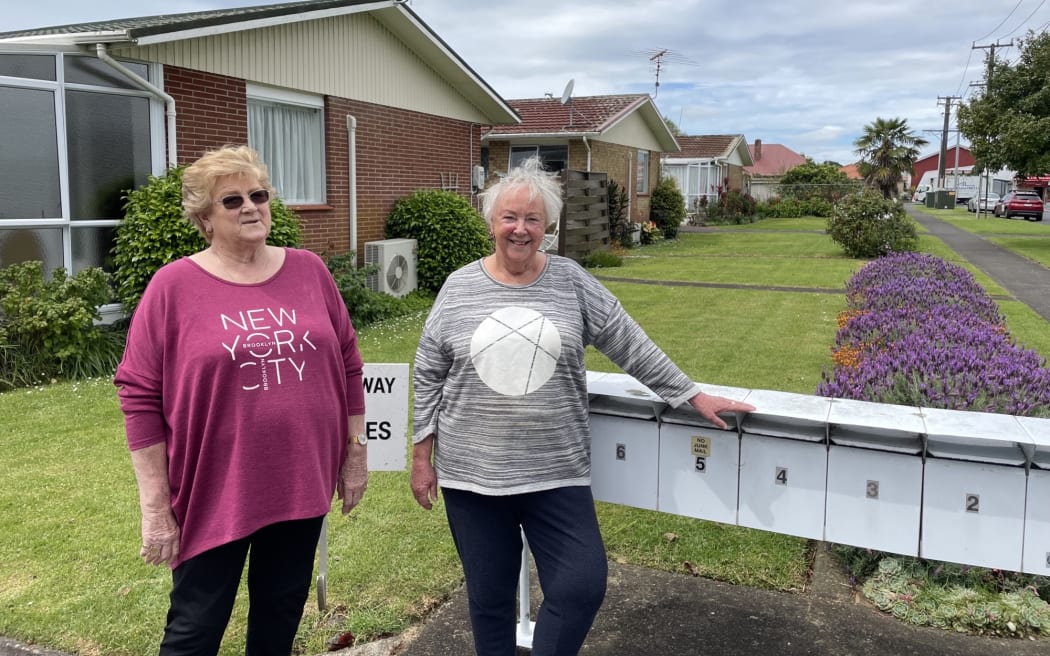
633 48 698 97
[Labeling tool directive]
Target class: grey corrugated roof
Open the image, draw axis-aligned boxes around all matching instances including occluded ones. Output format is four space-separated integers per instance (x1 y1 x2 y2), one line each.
0 0 379 40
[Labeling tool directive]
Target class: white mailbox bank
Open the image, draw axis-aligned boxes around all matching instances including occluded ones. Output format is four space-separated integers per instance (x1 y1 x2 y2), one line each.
516 373 1050 647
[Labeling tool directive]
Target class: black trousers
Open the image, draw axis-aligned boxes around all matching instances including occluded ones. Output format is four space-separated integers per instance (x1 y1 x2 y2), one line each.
159 515 325 656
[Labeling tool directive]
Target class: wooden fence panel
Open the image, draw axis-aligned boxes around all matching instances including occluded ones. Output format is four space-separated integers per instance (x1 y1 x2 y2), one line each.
556 170 609 261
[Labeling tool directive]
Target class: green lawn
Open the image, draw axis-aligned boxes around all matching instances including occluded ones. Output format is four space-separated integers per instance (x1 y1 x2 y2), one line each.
2 217 1049 654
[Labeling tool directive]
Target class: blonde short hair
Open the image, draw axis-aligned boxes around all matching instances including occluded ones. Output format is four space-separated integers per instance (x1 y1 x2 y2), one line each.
182 145 273 237
479 157 563 229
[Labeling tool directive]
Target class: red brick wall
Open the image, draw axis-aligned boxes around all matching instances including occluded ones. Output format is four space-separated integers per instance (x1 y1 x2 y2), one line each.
165 66 248 162
164 65 481 259
324 98 479 257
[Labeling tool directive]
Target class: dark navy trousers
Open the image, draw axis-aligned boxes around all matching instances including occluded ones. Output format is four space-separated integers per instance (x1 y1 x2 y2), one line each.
443 485 608 656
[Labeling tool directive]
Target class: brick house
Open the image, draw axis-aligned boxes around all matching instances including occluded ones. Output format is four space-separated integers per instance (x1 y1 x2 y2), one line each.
0 0 518 316
660 134 753 212
481 94 679 224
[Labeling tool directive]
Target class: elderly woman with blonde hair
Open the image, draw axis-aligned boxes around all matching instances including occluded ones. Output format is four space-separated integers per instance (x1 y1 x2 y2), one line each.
410 157 753 655
115 145 368 656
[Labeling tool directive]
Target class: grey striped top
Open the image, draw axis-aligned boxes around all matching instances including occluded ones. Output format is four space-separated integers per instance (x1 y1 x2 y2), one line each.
412 255 699 495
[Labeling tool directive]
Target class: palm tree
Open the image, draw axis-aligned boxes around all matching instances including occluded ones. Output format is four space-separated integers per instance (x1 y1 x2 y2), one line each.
854 117 928 199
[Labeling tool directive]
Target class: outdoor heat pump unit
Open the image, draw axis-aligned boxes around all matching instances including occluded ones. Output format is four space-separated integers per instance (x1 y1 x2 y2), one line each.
364 238 417 298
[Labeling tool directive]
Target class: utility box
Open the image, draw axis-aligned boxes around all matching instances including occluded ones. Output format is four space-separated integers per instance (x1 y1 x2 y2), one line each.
587 372 665 510
825 398 925 556
1019 415 1050 575
933 189 955 209
925 192 936 208
738 390 831 540
921 408 1032 571
657 384 751 525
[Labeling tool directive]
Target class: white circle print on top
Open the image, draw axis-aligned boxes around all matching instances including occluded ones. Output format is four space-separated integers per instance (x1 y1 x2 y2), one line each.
470 307 562 396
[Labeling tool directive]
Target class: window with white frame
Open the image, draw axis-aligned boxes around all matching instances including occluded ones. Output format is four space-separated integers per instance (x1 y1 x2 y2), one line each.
636 150 650 194
247 84 324 205
0 51 162 285
509 144 568 172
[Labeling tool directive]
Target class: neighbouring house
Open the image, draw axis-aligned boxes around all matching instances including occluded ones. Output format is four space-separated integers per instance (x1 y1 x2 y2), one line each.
911 146 975 189
0 0 519 317
744 140 807 201
660 134 752 213
481 93 680 224
839 163 864 181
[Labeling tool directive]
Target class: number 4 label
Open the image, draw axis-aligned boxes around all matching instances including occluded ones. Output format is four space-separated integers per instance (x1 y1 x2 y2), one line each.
775 467 788 486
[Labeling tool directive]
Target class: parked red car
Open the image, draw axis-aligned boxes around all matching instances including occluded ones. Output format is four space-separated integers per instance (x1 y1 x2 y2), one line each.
993 191 1045 221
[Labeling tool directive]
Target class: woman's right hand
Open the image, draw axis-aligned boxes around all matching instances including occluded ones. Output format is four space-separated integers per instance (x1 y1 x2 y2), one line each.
140 505 180 566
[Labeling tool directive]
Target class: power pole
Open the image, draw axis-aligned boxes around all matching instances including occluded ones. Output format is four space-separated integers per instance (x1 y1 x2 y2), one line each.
970 40 1011 217
972 40 1012 84
936 96 961 190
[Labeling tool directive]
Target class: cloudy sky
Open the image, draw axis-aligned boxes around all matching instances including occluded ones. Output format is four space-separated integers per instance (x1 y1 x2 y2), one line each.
4 0 1049 164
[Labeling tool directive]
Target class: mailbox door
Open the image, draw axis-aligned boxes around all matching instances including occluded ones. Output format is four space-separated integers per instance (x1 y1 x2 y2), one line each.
825 446 922 555
589 414 659 510
738 434 827 539
1023 468 1050 575
921 460 1025 571
658 424 739 524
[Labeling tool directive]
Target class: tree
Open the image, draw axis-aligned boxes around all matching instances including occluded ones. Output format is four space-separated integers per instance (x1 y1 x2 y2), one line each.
778 161 852 202
958 31 1050 177
853 117 928 199
663 116 684 136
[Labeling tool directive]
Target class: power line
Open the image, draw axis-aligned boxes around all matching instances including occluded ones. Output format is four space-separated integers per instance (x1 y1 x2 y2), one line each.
999 0 1047 38
976 0 1023 42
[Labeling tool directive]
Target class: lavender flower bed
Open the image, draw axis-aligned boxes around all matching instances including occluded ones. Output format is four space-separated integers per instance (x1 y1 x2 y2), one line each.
818 252 1050 416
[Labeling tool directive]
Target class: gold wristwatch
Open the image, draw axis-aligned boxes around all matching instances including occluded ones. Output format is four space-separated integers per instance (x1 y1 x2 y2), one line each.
353 433 368 446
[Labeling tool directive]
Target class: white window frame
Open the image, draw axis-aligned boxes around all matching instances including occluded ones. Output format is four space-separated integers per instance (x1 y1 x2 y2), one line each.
246 83 325 205
0 50 164 280
636 149 651 194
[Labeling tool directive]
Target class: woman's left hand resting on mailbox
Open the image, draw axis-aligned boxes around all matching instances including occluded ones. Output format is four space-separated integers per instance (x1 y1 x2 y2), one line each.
689 392 755 430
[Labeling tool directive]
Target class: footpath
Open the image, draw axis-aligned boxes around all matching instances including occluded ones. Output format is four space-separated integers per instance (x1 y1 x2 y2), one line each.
4 207 1049 656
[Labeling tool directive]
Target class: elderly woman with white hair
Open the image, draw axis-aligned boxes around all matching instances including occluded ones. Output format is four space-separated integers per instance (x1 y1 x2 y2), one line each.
410 157 752 656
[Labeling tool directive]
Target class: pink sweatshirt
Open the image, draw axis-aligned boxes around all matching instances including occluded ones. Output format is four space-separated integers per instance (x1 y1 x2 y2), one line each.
114 248 365 567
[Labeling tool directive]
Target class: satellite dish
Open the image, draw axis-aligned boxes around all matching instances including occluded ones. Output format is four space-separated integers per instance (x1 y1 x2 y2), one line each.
560 79 575 104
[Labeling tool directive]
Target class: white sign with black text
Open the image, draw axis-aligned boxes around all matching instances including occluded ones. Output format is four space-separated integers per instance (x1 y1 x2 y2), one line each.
362 363 408 471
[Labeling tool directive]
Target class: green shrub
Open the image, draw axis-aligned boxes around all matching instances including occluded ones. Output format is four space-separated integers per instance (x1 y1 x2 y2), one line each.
826 190 918 258
385 190 491 293
649 176 687 239
0 261 125 389
324 253 433 328
758 196 835 219
706 186 758 225
112 166 302 314
607 179 632 247
581 250 623 269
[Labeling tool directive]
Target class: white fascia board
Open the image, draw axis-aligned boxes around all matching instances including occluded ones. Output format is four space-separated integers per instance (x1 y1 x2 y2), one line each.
482 131 601 142
130 1 395 46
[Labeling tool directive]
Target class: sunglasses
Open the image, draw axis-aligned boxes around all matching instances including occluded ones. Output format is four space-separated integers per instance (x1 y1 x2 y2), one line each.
217 189 270 210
